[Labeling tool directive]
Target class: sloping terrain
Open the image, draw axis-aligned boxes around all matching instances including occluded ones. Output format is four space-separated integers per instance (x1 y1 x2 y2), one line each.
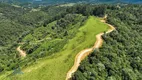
73 4 142 80
66 16 115 80
0 3 141 80
2 16 108 80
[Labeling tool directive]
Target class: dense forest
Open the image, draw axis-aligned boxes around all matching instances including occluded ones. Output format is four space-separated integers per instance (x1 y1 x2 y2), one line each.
73 4 142 80
0 2 141 80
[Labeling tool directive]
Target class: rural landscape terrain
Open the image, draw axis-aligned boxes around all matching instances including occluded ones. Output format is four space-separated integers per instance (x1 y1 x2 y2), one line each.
0 0 141 80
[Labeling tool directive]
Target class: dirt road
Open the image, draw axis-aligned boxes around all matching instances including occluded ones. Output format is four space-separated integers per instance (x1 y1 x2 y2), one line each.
17 46 26 57
66 16 115 80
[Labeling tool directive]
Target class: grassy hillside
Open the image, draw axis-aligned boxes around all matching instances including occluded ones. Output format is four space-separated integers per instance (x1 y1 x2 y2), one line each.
1 16 108 80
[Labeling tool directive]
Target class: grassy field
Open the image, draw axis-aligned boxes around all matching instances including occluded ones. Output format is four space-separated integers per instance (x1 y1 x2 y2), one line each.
1 16 109 80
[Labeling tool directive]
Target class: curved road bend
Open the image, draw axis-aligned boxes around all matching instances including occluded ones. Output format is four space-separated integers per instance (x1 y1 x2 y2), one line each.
66 17 115 80
17 46 26 57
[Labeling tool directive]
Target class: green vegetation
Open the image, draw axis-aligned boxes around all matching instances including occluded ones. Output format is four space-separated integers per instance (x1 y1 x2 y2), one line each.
73 4 142 80
10 16 108 80
18 14 87 66
0 3 31 46
0 3 78 73
0 16 108 80
0 2 141 80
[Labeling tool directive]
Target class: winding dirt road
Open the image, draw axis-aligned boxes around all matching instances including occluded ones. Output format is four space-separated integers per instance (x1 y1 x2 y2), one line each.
66 16 115 80
17 46 26 57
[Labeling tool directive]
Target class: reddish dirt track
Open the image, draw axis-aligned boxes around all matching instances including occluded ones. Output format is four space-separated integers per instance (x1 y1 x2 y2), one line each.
66 16 115 80
17 46 26 57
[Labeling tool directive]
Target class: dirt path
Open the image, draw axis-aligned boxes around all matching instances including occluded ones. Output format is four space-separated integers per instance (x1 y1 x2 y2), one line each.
17 46 26 57
16 37 51 57
66 16 115 80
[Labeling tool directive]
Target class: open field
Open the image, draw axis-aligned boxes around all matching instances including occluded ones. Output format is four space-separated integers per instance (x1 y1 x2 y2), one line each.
1 16 109 80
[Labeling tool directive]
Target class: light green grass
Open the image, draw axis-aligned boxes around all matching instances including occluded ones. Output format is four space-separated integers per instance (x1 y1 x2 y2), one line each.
1 16 109 80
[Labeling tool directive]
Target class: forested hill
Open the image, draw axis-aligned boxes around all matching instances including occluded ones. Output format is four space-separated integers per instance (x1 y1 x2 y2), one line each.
0 3 49 46
0 2 141 80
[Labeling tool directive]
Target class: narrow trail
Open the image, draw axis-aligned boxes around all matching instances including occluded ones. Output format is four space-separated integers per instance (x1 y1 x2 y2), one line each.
16 38 51 57
17 46 26 57
66 16 115 80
